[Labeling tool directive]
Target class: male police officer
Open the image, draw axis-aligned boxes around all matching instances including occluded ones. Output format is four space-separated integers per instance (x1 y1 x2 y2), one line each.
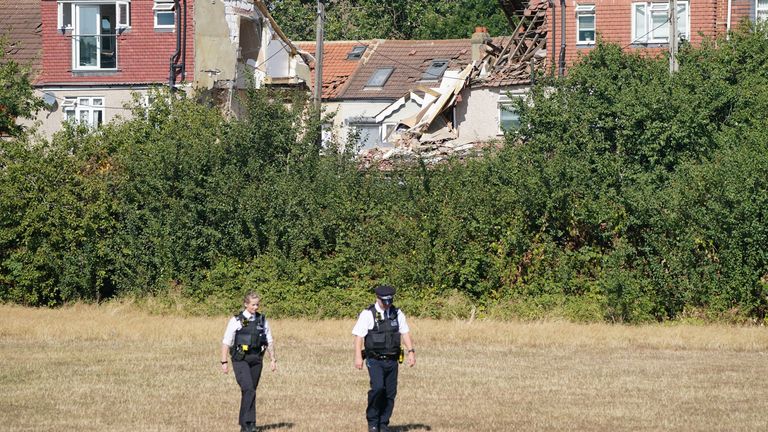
353 285 416 432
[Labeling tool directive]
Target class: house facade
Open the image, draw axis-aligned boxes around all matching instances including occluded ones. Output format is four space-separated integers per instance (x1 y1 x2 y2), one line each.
543 0 761 71
2 0 310 137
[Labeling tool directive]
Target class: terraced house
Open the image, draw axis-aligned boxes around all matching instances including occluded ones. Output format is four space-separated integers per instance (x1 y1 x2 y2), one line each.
1 0 310 137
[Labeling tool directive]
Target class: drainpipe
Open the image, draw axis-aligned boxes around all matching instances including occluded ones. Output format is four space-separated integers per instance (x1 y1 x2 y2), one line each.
168 0 183 88
551 0 556 77
558 0 566 77
726 0 732 37
181 0 187 81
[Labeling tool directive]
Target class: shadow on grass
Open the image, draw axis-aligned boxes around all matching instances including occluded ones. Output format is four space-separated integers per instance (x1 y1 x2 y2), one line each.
390 424 432 431
255 422 294 431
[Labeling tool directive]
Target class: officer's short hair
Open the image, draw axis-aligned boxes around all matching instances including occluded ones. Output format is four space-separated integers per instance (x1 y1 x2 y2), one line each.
243 291 261 304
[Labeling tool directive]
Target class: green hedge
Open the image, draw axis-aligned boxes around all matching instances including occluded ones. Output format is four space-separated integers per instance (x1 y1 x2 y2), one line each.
1 26 767 323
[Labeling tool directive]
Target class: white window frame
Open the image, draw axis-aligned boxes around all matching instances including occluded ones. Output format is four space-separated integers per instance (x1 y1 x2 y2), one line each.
381 123 397 143
576 5 596 45
153 0 175 29
631 1 689 44
63 96 105 128
758 0 768 21
59 1 130 30
58 2 74 31
116 1 130 29
498 96 521 134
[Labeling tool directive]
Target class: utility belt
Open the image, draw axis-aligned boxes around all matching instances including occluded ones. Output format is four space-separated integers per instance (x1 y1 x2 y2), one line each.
362 349 402 362
230 344 265 361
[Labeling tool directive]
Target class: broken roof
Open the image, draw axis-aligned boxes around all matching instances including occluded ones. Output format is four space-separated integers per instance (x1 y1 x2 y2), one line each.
340 39 473 100
0 0 42 74
296 40 372 100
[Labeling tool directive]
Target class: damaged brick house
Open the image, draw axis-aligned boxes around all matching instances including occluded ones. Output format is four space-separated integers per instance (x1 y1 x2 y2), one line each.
1 0 310 137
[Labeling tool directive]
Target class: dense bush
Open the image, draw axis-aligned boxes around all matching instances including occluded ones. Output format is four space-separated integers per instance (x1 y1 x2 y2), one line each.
1 27 767 323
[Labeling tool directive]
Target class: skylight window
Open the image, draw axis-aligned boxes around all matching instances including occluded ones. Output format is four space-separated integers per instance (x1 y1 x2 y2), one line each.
366 67 394 88
421 59 449 81
347 45 367 60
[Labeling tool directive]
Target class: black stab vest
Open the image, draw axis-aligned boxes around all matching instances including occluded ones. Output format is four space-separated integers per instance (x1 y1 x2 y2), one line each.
363 304 401 356
233 312 268 351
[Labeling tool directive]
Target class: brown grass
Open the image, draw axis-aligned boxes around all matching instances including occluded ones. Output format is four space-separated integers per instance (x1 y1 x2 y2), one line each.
1 303 767 431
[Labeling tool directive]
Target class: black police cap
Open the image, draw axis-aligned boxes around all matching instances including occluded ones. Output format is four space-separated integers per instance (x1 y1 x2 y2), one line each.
374 285 396 297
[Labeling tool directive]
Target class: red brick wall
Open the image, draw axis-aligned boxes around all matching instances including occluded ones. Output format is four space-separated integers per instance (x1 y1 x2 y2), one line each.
39 0 195 85
547 0 756 70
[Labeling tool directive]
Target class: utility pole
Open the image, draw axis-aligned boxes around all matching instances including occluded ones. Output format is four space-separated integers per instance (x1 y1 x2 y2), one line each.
314 0 324 112
669 0 678 73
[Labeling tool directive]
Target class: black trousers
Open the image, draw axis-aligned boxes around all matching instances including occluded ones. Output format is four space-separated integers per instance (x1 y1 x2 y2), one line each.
232 353 264 427
366 358 399 428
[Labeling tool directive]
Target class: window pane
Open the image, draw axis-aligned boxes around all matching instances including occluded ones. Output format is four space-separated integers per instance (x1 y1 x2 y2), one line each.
677 3 688 38
650 11 669 40
579 15 595 29
80 110 90 124
63 4 73 28
422 60 449 81
579 30 596 42
634 5 647 41
366 68 394 87
500 105 520 130
94 110 104 126
78 6 98 34
118 4 129 26
156 11 175 26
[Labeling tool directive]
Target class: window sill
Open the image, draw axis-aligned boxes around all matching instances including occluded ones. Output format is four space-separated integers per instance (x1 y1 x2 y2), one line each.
576 42 596 48
72 69 122 77
154 27 175 33
629 42 669 48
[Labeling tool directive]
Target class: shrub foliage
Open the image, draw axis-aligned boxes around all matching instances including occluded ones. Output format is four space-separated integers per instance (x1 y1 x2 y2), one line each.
1 27 767 322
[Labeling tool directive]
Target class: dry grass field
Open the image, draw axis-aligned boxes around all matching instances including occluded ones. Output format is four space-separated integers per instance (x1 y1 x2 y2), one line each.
1 303 767 432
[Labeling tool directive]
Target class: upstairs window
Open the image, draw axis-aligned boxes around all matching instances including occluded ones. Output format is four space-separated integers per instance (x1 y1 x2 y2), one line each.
346 45 367 60
63 96 105 128
366 67 394 88
576 5 596 45
759 0 768 21
61 1 130 70
421 59 449 81
154 0 176 29
632 1 688 44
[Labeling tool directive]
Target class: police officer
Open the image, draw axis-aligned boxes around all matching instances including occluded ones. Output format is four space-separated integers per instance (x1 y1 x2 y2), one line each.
353 285 416 432
221 292 277 432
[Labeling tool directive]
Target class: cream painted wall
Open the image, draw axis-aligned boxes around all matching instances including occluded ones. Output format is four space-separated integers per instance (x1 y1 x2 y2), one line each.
22 87 152 139
323 100 393 148
454 86 529 145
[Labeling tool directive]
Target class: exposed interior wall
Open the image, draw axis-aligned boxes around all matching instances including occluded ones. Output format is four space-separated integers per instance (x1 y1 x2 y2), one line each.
194 0 237 89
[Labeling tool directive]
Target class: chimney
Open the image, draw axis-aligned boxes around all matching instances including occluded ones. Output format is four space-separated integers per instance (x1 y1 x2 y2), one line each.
471 26 491 62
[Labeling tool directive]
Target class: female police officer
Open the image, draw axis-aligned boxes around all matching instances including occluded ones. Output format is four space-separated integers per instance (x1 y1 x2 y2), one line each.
221 292 277 432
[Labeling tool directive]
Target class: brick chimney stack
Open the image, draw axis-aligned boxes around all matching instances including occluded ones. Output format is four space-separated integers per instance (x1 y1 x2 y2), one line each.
471 26 492 62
